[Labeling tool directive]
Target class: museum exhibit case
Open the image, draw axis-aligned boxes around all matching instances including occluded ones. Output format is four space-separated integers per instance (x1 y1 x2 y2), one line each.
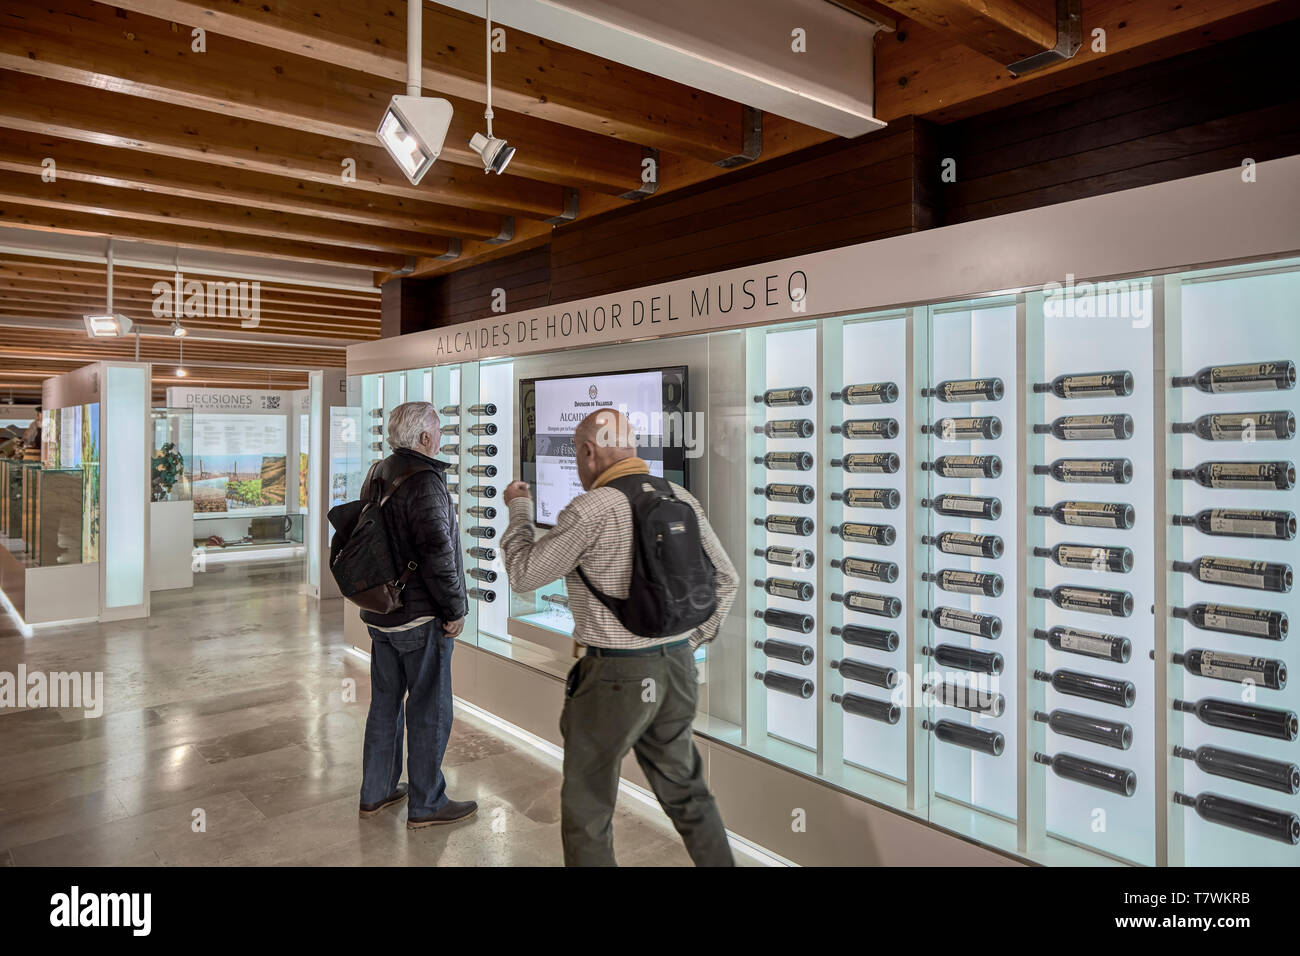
149 407 194 592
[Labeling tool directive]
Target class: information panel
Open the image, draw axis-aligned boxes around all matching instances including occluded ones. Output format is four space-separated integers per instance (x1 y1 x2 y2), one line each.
191 413 288 518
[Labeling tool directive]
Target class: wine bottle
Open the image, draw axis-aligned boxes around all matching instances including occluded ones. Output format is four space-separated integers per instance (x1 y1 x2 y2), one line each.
468 567 497 583
921 494 1002 520
756 577 814 602
438 404 459 417
1034 752 1136 797
830 557 899 583
1034 500 1135 529
369 425 384 435
1171 649 1286 690
923 455 1003 478
1035 458 1133 484
467 463 498 477
1172 360 1296 393
921 531 1004 559
467 505 497 520
467 485 498 499
926 678 1005 717
755 638 814 666
754 546 815 570
467 423 497 437
439 424 460 436
1173 509 1296 541
1172 791 1300 846
832 591 902 618
468 587 496 603
1034 414 1134 441
831 488 900 510
830 522 896 545
755 515 815 536
1033 370 1134 399
756 483 815 504
755 419 815 439
1172 411 1296 441
1033 543 1134 573
468 443 499 457
1171 556 1292 593
831 382 898 405
832 692 900 724
922 417 1002 441
1172 460 1296 490
922 607 1002 639
1034 626 1132 663
832 624 899 652
923 569 1004 598
830 453 900 474
924 719 1005 756
1174 697 1298 740
755 387 813 407
467 525 496 540
831 418 899 440
756 670 814 698
926 643 1004 675
1034 585 1134 617
542 592 570 609
1171 603 1288 641
1172 745 1300 795
832 658 898 689
466 546 495 561
755 451 814 472
1034 709 1132 750
754 608 814 634
440 443 460 456
1034 668 1135 708
922 378 1005 402
467 402 497 416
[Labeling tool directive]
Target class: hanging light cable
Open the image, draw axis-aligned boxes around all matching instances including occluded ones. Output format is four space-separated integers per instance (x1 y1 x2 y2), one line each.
469 0 516 174
175 336 187 378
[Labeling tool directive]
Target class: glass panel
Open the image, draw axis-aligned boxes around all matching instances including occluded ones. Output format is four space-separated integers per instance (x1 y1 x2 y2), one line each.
150 408 193 502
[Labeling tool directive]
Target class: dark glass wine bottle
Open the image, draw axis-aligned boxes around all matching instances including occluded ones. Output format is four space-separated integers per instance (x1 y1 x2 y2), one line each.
756 670 814 698
923 455 1003 478
467 463 498 477
832 658 898 689
832 692 900 723
921 494 1001 520
755 387 813 407
1172 460 1295 490
1172 556 1292 593
468 484 497 499
832 418 899 440
830 557 899 583
1034 585 1134 617
832 624 899 652
832 591 902 618
927 678 1005 717
756 483 815 504
1034 709 1132 750
468 567 497 583
467 525 496 540
923 569 1004 598
755 638 814 666
922 417 1002 441
756 577 814 602
1172 745 1300 795
466 546 495 561
1172 360 1296 393
1171 602 1287 641
1171 649 1286 690
921 531 1004 558
468 443 499 457
754 608 814 633
468 423 497 436
1033 370 1134 399
754 546 815 570
440 423 460 436
468 402 497 416
1033 543 1134 573
438 404 459 417
440 443 460 456
755 515 815 536
927 643 1004 675
1034 500 1135 529
922 606 1002 639
1034 414 1134 441
468 587 495 603
1034 458 1133 484
1035 752 1136 797
830 453 900 474
1034 668 1136 708
1174 697 1298 740
1173 509 1296 541
924 719 1004 756
755 451 814 471
755 419 815 439
831 382 898 405
1172 791 1300 845
1034 626 1132 663
1172 411 1296 441
831 488 900 509
830 522 895 545
468 505 497 520
922 378 1005 402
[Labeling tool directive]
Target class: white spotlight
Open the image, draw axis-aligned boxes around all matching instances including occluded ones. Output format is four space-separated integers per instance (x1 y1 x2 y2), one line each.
83 313 133 338
170 318 187 337
468 131 515 175
378 95 455 185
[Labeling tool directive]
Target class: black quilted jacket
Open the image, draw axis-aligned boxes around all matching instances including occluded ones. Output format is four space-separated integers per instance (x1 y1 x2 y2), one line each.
359 448 468 630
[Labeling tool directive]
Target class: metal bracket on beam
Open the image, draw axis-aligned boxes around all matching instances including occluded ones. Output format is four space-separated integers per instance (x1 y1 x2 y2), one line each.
714 107 763 168
435 239 462 260
486 217 515 244
619 148 660 201
544 188 580 224
1006 0 1082 77
392 255 418 276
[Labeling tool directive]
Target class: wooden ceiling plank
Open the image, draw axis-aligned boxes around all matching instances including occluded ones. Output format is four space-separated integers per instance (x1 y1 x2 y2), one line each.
872 0 1056 64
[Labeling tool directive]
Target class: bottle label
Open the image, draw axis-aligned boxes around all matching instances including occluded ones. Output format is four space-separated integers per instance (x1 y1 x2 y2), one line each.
1061 374 1120 398
1198 558 1267 587
941 495 986 513
937 456 985 476
841 523 883 541
944 380 993 399
936 609 982 634
1208 510 1277 535
845 455 889 472
1059 460 1121 482
847 593 890 613
937 571 985 594
843 384 888 404
1207 413 1285 439
1058 629 1114 656
940 534 986 556
1198 650 1267 682
1202 604 1271 635
843 559 888 579
1056 545 1108 568
1061 502 1122 527
1061 416 1118 439
1208 363 1282 392
845 490 888 508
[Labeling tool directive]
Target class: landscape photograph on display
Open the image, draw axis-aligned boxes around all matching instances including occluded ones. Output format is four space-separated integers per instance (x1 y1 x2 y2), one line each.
191 412 288 517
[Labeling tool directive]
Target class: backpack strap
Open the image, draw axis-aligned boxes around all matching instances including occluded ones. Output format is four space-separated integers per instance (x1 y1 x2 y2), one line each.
573 473 667 616
368 460 436 581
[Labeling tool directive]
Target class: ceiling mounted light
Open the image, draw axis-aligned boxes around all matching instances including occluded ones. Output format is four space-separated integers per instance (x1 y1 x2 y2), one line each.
170 318 187 337
470 0 515 175
83 239 133 338
376 1 454 184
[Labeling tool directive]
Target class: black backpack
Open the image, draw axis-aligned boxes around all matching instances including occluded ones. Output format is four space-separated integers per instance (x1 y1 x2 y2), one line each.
327 461 433 613
576 474 717 638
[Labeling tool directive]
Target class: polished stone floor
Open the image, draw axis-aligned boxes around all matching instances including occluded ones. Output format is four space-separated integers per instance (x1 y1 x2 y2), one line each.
0 559 734 866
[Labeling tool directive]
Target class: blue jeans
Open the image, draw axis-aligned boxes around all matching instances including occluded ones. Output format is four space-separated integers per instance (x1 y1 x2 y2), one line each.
360 622 455 816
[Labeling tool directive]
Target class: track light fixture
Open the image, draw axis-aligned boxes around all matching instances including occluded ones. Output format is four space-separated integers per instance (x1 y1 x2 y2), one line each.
469 0 515 175
376 1 454 184
170 319 187 337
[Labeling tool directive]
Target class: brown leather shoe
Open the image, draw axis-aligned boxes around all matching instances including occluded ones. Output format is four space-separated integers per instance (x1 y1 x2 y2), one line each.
407 799 478 829
359 782 408 818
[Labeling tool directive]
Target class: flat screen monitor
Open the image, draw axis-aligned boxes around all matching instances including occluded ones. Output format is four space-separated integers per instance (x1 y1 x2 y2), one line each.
519 366 688 525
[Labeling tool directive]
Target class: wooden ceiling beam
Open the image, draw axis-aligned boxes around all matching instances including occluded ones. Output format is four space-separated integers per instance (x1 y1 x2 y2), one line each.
0 304 377 338
872 0 1057 64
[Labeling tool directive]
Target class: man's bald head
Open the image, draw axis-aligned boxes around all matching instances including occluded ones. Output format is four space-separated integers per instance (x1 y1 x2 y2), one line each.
574 408 638 489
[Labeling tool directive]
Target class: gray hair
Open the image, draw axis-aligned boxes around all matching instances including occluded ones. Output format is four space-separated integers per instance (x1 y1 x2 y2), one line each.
388 401 439 452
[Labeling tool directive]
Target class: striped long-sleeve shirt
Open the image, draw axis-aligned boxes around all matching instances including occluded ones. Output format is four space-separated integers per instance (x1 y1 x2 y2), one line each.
500 478 738 650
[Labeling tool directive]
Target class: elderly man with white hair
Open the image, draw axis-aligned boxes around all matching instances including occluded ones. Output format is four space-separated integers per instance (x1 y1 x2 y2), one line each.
357 401 476 829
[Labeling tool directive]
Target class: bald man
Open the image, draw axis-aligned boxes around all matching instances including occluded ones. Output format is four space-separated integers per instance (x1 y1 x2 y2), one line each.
501 408 738 866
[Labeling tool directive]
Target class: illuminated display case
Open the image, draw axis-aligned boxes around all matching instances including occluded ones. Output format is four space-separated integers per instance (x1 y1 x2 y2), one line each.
150 408 193 503
347 254 1300 866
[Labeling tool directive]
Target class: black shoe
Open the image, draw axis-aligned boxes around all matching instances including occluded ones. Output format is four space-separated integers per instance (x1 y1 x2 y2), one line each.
407 799 479 829
359 782 408 818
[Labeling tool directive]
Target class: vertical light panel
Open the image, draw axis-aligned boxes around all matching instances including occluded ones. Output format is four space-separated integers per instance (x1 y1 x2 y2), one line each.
104 364 147 610
307 372 323 592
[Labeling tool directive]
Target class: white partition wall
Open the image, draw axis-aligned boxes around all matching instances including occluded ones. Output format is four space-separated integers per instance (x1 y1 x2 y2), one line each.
102 363 150 620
